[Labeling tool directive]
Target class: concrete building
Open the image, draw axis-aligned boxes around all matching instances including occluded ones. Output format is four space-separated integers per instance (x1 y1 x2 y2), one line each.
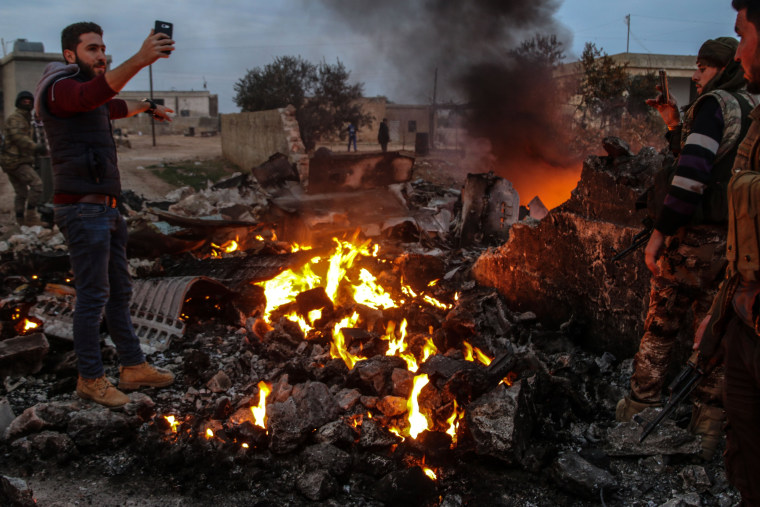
555 52 697 110
0 39 67 128
112 90 219 135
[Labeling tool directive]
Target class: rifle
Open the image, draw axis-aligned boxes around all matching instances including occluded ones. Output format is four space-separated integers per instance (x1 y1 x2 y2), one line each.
638 350 704 443
612 217 654 262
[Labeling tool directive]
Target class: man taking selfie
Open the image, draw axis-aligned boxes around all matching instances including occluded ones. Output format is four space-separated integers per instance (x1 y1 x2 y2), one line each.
34 21 175 407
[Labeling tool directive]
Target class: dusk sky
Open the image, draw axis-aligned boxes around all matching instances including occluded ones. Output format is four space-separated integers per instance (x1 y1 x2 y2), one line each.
0 0 740 113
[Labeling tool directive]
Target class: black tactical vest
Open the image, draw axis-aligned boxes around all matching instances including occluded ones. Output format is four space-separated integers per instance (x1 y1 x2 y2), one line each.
38 75 121 197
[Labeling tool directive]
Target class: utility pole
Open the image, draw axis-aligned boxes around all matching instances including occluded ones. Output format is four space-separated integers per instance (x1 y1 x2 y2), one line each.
625 14 631 53
149 64 156 147
429 67 438 151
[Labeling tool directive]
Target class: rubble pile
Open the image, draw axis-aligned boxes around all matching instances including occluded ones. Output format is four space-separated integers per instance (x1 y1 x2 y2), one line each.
0 143 742 506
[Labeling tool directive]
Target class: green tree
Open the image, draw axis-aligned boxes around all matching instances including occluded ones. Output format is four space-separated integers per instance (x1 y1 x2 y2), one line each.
510 33 566 69
234 56 372 151
576 42 630 128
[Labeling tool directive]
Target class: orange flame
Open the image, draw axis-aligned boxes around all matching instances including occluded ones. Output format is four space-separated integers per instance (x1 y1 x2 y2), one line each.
408 374 430 439
205 428 214 439
463 342 492 366
164 415 180 433
251 380 271 429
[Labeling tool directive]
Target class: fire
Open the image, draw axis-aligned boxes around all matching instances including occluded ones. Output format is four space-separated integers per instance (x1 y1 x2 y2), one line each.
505 161 582 210
251 380 271 429
423 467 437 480
408 374 430 439
210 237 239 257
501 371 518 387
205 428 214 439
330 312 365 369
163 415 180 432
445 401 464 446
463 342 492 366
22 319 39 332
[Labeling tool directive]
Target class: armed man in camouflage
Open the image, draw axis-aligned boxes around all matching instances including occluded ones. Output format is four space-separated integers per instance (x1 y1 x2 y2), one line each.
616 37 760 461
1 91 46 226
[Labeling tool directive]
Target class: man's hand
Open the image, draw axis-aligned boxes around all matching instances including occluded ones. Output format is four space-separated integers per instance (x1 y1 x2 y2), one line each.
135 30 175 67
644 228 665 276
645 85 680 129
105 30 175 92
152 104 174 122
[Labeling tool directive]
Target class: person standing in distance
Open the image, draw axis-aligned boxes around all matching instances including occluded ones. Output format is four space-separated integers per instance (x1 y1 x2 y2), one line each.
34 22 175 407
1 91 46 227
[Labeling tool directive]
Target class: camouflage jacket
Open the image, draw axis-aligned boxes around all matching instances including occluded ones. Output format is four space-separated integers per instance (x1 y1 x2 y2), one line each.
1 108 35 170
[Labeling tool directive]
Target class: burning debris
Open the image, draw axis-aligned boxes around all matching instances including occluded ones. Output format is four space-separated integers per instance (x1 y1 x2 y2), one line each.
0 142 742 505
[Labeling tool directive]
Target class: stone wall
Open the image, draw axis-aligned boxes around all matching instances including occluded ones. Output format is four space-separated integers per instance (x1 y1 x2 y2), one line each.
472 145 669 358
220 106 308 183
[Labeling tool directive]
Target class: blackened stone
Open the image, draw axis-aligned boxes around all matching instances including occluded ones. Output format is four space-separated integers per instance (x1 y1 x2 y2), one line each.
230 420 268 449
395 253 446 293
466 380 534 464
267 381 340 454
333 388 362 411
67 408 134 452
314 420 358 447
4 400 84 441
0 476 35 507
213 396 233 419
410 430 452 461
354 452 396 477
207 371 232 393
358 419 402 450
28 430 77 463
347 356 408 396
296 469 337 501
0 333 49 378
602 136 634 158
295 287 334 315
300 443 351 476
373 466 437 506
549 451 616 500
183 349 211 384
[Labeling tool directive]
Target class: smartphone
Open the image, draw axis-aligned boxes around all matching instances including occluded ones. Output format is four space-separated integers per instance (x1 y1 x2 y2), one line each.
154 20 173 55
658 69 669 105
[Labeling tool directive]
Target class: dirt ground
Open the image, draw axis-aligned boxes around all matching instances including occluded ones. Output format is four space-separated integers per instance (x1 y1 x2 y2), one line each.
0 134 223 227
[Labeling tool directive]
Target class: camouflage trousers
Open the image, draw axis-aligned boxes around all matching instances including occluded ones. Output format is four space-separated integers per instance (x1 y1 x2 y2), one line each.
3 163 42 216
630 225 726 406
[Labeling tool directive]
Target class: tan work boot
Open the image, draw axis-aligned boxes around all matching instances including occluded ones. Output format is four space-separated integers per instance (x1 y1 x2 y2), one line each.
23 209 45 227
118 362 174 390
77 375 130 407
688 402 725 461
615 395 662 422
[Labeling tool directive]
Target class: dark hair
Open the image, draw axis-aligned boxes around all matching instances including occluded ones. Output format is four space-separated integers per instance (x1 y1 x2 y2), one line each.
733 0 760 27
61 22 103 55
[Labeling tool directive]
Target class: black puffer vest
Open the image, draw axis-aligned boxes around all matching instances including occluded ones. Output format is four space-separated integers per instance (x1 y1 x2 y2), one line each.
39 74 120 196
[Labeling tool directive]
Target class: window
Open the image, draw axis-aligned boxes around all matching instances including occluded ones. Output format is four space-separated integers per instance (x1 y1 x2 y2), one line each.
408 120 417 133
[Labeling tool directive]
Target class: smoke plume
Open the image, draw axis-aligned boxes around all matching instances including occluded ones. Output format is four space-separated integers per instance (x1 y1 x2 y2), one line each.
311 0 581 202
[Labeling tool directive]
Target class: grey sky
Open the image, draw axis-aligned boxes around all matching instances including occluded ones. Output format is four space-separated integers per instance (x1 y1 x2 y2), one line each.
0 0 741 113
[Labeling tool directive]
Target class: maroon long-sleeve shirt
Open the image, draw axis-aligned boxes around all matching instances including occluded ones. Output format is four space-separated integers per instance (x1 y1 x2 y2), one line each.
46 73 128 119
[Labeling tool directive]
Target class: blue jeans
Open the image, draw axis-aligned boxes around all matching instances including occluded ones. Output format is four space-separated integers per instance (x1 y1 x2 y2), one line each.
54 203 145 378
348 136 357 151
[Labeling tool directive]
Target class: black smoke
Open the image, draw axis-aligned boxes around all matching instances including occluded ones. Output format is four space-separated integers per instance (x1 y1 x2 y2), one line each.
309 0 580 189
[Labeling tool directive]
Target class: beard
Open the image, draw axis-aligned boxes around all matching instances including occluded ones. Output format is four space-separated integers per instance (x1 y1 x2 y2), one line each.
75 56 105 80
748 63 760 94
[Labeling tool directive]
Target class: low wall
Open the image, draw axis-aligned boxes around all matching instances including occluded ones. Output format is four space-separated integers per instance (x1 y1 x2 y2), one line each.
221 106 308 183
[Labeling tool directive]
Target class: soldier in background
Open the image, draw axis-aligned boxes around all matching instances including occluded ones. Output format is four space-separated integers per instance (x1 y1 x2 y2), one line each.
616 37 759 461
1 91 46 226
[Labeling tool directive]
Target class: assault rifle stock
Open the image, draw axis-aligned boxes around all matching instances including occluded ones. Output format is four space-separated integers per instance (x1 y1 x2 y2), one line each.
612 217 654 262
638 351 704 443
